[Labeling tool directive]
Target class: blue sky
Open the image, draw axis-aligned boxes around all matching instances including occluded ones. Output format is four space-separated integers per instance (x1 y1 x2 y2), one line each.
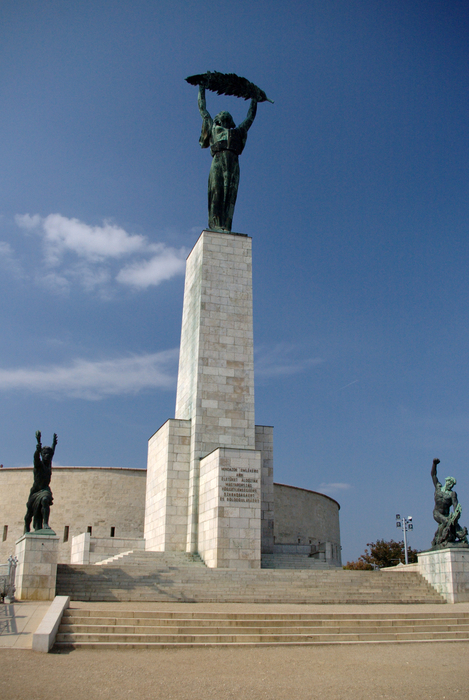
1 0 468 562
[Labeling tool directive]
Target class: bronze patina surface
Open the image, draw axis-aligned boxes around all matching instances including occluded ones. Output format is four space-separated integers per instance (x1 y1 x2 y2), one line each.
431 458 468 548
24 431 57 535
186 71 272 232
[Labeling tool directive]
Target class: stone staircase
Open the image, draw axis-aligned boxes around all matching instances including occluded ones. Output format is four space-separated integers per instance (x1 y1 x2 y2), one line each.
56 551 444 604
54 608 469 649
261 553 335 569
93 551 205 567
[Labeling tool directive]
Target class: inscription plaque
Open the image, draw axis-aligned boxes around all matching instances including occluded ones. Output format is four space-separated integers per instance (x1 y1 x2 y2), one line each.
220 466 260 504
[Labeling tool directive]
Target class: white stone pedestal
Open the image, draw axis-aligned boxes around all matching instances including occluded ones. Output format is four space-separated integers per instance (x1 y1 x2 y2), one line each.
145 419 191 551
175 230 256 554
418 548 469 603
199 447 261 569
15 533 59 600
144 230 274 568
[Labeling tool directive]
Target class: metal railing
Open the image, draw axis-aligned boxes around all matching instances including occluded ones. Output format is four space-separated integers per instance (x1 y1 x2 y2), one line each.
0 556 18 603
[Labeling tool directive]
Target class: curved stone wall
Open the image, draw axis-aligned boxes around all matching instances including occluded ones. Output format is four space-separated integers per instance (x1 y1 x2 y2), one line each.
1 468 340 565
274 483 341 566
0 467 146 563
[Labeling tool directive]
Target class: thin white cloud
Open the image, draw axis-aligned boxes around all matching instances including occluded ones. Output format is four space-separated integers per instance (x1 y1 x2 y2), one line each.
0 350 178 400
116 248 186 288
14 213 41 230
14 213 187 294
69 262 112 293
0 241 15 255
255 343 323 378
0 240 24 278
41 271 71 294
319 482 352 494
15 213 148 264
337 379 359 391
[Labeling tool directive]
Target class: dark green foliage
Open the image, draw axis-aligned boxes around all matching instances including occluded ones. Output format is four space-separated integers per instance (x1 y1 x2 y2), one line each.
344 539 419 570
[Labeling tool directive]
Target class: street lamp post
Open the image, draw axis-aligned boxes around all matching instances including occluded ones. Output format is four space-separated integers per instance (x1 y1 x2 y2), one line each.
395 514 413 565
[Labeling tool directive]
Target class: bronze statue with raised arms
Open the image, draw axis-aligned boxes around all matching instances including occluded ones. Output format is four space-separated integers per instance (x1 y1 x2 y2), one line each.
186 71 273 233
24 431 57 535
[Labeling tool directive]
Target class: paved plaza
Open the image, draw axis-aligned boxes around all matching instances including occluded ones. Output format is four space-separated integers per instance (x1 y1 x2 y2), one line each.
2 637 469 700
1 601 469 700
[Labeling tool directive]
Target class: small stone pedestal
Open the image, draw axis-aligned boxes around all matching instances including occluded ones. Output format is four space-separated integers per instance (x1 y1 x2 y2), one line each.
15 533 59 600
418 548 469 603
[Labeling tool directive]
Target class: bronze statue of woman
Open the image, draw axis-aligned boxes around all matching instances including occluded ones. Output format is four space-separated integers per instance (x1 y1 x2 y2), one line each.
186 71 272 232
198 85 257 232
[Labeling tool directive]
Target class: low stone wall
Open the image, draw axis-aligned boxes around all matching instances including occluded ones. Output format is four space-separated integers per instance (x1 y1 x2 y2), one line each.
70 532 91 564
381 562 420 573
71 533 145 564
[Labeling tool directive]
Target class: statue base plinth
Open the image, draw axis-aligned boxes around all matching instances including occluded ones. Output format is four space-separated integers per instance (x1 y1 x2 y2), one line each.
429 542 469 551
418 548 469 603
15 533 59 600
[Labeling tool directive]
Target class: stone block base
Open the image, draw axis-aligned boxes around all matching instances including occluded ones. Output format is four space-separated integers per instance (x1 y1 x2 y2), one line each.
418 548 469 603
70 533 145 564
144 419 191 551
15 533 59 600
198 447 261 569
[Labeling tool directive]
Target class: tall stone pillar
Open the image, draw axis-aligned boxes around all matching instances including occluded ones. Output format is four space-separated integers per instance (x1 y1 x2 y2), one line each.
175 231 257 554
145 230 271 569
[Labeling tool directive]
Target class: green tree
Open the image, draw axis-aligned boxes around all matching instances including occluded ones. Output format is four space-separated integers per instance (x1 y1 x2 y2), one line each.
344 539 419 570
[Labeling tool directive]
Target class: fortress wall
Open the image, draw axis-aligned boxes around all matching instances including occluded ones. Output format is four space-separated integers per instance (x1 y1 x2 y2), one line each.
0 467 146 563
1 468 340 565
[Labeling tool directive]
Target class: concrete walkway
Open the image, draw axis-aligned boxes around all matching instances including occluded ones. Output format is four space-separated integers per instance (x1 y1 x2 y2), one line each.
0 601 50 649
2 601 469 700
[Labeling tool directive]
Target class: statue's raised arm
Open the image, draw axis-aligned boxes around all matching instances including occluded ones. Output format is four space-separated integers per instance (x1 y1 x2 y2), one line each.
431 458 441 488
239 98 257 134
51 433 58 456
198 85 211 122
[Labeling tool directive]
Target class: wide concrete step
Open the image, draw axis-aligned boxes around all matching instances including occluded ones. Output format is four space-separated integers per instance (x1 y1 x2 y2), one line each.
56 575 444 604
56 631 469 646
58 622 469 635
63 609 466 621
261 554 335 570
55 609 468 649
56 553 444 604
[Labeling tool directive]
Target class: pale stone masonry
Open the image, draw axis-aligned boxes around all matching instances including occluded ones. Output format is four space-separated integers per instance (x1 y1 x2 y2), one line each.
145 230 269 568
418 548 469 603
198 447 261 568
175 230 256 554
70 533 145 564
255 425 274 554
0 468 341 566
15 533 59 600
144 419 191 551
